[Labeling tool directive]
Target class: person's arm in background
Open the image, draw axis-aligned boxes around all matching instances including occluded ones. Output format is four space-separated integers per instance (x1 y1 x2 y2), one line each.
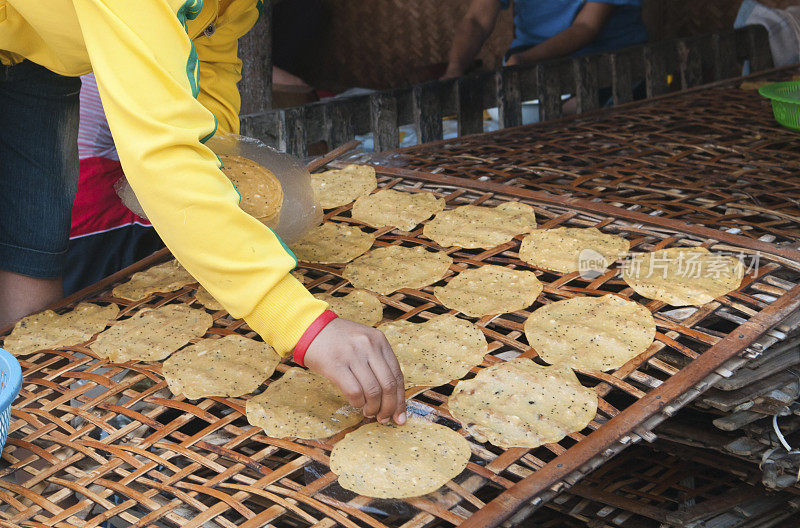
506 2 614 66
442 0 502 79
72 0 406 425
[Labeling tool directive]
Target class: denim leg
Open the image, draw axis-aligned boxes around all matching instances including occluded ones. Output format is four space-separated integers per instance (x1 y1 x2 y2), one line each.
0 61 81 278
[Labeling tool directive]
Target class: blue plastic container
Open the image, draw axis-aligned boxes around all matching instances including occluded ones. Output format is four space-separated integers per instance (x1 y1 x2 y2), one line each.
0 348 22 455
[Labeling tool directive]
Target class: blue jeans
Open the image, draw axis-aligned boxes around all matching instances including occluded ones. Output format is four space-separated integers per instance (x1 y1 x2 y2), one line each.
0 61 81 278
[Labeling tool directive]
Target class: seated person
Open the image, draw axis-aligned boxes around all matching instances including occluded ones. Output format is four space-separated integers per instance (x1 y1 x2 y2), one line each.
443 0 648 79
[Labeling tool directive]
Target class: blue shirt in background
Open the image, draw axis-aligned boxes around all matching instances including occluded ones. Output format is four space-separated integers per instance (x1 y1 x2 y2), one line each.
499 0 648 56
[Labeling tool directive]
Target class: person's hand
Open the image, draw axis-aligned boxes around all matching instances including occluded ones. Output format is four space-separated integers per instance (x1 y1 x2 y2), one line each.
303 318 407 425
440 68 463 80
505 54 522 67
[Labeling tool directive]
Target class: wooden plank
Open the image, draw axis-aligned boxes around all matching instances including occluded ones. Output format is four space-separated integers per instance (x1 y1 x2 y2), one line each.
237 2 272 114
701 371 797 412
239 111 281 148
644 41 670 97
456 75 485 137
369 93 399 152
678 38 702 90
517 66 539 106
306 140 361 172
713 31 739 81
536 63 562 121
278 106 307 157
673 486 765 524
496 68 522 128
714 349 800 391
327 100 357 150
610 51 633 105
746 24 774 73
412 82 443 144
573 56 600 114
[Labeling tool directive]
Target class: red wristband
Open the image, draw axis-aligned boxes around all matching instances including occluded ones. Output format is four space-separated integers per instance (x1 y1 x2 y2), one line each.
293 310 338 366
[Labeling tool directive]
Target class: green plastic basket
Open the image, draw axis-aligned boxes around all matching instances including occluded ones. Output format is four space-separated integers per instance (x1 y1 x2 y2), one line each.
759 81 800 131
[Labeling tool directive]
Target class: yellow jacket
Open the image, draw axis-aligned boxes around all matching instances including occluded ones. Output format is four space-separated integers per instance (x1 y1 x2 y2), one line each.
0 0 327 356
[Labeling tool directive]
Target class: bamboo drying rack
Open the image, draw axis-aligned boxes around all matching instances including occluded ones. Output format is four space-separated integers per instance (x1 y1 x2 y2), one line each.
377 66 800 245
2 152 800 528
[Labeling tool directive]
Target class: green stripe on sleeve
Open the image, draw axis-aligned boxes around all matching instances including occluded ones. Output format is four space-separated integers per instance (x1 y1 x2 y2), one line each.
269 228 298 269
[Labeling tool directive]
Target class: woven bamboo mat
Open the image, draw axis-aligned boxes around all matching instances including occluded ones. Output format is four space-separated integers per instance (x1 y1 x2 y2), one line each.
3 164 800 528
382 67 800 244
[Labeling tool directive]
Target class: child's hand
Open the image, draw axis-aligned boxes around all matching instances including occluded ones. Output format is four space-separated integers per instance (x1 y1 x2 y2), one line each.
304 318 407 425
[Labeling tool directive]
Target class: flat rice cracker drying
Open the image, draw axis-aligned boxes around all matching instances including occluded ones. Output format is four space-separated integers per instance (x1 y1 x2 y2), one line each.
448 358 597 448
524 295 655 371
621 246 745 306
519 227 630 274
423 202 537 249
3 303 119 356
351 189 445 231
112 260 196 301
246 367 362 439
163 334 280 399
314 290 383 326
311 165 377 209
290 222 375 264
92 304 212 363
193 286 224 311
380 314 487 388
330 416 471 499
343 245 452 295
219 154 283 226
434 265 543 317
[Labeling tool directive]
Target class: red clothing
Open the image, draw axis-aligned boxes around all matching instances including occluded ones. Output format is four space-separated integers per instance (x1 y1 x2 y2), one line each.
65 73 162 295
71 156 150 239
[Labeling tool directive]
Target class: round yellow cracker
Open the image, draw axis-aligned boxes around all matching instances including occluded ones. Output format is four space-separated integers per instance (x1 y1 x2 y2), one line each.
351 189 445 231
91 304 212 363
314 290 383 326
246 368 362 439
163 334 280 399
3 303 119 356
311 165 377 209
112 260 196 301
290 222 375 264
343 245 452 295
219 154 283 225
524 295 655 371
330 416 471 498
519 227 630 274
423 202 537 249
193 286 224 311
448 358 597 448
434 265 543 317
621 247 745 306
380 314 487 388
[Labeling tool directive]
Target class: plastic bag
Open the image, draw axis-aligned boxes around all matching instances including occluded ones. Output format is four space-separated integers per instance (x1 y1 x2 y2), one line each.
115 133 321 244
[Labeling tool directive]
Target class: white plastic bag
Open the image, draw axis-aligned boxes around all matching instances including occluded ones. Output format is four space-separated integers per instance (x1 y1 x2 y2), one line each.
115 133 322 244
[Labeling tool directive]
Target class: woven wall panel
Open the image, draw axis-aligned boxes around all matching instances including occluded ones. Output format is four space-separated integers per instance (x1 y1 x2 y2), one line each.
295 0 514 90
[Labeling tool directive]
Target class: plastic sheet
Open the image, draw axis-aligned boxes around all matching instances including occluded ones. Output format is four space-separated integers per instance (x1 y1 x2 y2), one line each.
115 133 321 245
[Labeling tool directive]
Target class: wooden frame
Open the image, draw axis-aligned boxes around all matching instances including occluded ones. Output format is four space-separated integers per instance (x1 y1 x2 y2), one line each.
240 26 773 156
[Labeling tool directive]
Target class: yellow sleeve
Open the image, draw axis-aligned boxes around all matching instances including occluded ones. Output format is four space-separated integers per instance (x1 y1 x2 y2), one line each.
72 0 326 356
193 0 258 134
